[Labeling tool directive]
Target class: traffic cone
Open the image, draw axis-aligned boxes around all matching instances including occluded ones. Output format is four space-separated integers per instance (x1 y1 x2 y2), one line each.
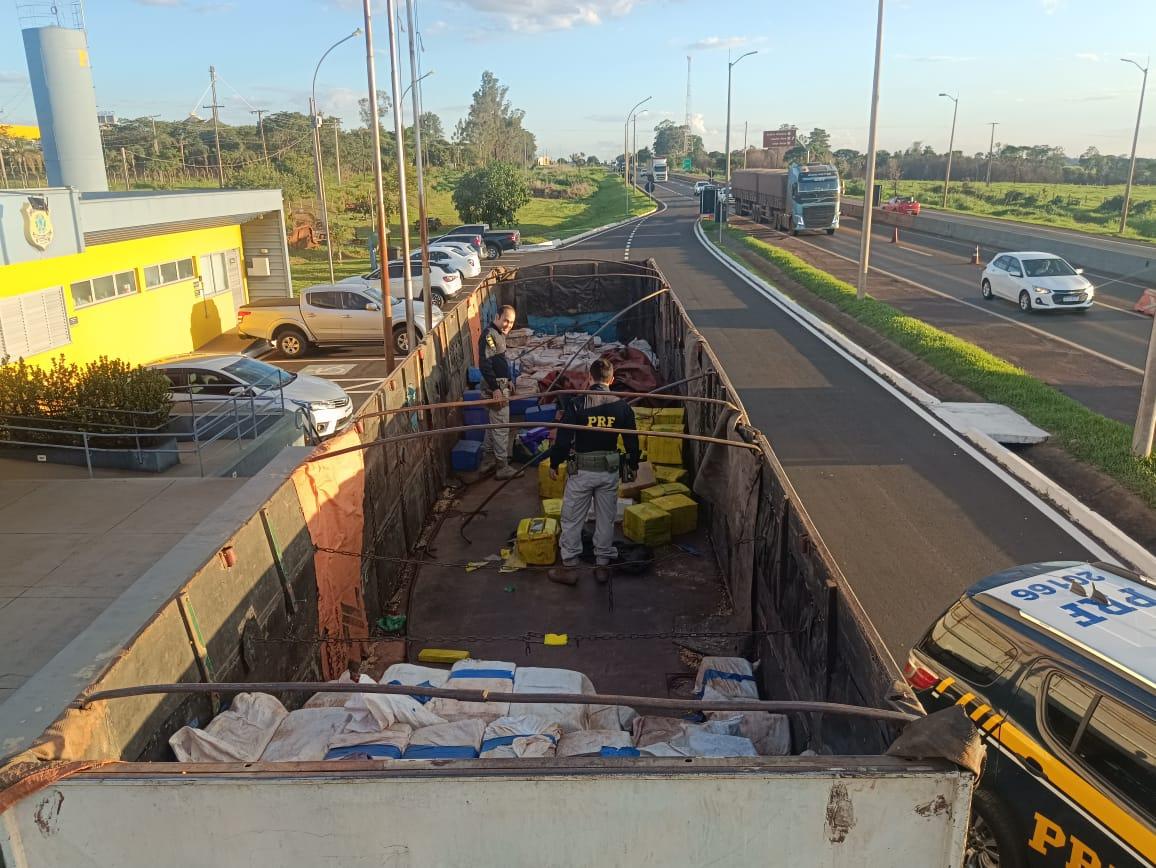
890 226 899 244
970 245 981 265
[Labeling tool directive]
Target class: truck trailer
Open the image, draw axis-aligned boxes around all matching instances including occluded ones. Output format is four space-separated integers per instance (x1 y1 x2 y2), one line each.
651 157 668 181
0 260 975 867
731 164 841 235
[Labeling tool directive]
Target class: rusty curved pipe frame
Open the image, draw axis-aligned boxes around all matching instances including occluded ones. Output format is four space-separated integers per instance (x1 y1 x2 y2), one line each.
72 681 920 724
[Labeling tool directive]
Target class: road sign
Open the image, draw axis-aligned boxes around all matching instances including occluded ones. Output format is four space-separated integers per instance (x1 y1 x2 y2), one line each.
763 128 797 149
681 157 692 170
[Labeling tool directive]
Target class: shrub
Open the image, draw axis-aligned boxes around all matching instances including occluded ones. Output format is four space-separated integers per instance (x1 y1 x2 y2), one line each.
0 355 173 448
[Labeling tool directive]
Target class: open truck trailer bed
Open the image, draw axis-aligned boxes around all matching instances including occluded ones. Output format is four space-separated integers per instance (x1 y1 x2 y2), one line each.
0 260 975 867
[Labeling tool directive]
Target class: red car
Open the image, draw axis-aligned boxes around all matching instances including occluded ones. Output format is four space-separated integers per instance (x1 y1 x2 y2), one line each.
882 195 921 215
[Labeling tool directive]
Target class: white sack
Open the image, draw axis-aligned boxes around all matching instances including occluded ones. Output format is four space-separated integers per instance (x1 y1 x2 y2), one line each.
557 730 635 758
480 715 562 758
402 718 486 760
508 667 592 733
694 656 758 702
428 660 515 722
260 708 353 762
170 693 287 763
670 728 758 758
707 711 791 756
302 670 376 710
325 725 413 761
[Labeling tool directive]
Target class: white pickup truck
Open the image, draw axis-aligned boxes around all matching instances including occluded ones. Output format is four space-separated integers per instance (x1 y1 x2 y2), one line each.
237 284 442 357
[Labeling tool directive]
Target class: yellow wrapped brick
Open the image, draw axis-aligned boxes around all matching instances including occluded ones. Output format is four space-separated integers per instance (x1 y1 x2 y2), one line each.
655 407 685 427
650 493 698 536
647 424 683 466
542 498 563 522
633 407 659 424
517 517 559 565
653 464 688 484
641 481 692 503
623 502 671 547
538 460 567 498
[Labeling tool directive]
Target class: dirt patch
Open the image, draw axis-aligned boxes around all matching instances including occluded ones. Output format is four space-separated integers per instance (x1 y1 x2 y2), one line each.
718 230 1156 554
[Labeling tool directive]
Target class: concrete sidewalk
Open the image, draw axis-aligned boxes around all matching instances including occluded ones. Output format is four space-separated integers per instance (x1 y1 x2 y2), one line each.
0 477 244 706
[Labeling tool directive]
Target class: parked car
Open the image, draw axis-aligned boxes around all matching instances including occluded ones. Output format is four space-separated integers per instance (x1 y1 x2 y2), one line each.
981 251 1095 313
237 284 443 357
415 246 481 279
694 180 709 196
905 560 1156 868
341 260 463 308
432 232 485 260
448 223 521 259
882 195 921 215
148 353 353 437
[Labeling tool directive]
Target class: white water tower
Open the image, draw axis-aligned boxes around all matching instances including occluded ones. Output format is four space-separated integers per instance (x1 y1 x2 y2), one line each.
19 1 109 191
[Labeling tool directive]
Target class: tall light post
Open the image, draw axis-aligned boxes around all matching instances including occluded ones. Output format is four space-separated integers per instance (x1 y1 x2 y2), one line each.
632 109 647 178
624 96 651 217
938 92 958 208
985 121 998 185
856 0 884 300
384 0 417 354
360 1 393 368
1120 57 1149 234
405 0 434 333
724 50 757 184
311 28 361 286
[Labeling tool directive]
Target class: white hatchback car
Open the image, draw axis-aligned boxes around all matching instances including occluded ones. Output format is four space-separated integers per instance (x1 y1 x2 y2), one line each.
148 354 354 437
981 252 1095 313
341 260 463 307
418 245 481 279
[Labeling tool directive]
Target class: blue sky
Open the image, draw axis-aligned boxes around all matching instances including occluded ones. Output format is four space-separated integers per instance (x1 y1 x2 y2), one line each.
0 0 1152 161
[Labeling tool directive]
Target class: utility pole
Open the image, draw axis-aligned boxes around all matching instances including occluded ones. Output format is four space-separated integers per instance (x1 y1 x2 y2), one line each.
1119 57 1149 234
856 0 885 300
939 93 958 208
385 0 416 354
208 66 225 188
985 122 998 185
332 118 343 184
623 96 651 218
405 0 433 333
0 148 7 188
120 147 130 190
724 50 757 184
684 55 692 158
146 114 160 155
743 120 748 169
250 109 269 164
362 0 394 369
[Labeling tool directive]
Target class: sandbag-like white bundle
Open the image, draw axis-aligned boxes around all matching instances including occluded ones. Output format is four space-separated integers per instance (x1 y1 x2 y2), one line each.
508 667 592 733
480 715 563 758
694 656 758 702
325 725 413 761
402 718 486 760
260 708 353 762
170 693 288 763
557 730 635 758
428 660 515 722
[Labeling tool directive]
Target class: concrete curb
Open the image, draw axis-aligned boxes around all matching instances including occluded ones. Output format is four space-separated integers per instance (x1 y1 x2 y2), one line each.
694 218 1153 574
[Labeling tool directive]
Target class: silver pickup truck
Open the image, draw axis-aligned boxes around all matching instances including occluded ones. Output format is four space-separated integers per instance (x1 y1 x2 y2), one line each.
238 284 442 358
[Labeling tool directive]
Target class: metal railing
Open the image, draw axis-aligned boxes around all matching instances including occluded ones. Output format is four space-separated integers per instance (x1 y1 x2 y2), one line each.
0 381 315 478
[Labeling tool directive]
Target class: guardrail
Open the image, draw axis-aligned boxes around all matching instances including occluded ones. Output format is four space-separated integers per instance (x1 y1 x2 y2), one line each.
0 381 316 477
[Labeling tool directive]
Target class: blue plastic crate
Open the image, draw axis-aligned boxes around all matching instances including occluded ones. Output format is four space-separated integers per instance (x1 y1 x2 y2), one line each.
524 402 557 423
464 388 484 402
467 367 482 386
463 406 488 429
510 396 539 417
452 439 484 471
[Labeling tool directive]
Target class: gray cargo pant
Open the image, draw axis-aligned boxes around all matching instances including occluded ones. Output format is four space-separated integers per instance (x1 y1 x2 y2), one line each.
482 395 510 465
559 469 619 565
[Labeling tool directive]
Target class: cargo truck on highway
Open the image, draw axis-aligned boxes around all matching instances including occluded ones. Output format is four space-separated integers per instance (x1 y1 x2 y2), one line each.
652 157 668 181
0 259 977 867
731 163 841 235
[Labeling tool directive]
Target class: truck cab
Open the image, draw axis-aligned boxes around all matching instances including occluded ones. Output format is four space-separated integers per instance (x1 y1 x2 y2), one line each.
651 158 668 181
787 163 840 235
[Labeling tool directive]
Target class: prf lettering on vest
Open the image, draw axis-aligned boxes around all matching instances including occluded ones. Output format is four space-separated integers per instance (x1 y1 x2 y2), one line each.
1028 812 1112 868
585 415 613 428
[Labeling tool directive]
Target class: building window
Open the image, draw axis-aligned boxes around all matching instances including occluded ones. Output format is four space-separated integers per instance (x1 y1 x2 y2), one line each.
143 257 195 289
198 249 242 298
70 270 138 309
0 287 72 360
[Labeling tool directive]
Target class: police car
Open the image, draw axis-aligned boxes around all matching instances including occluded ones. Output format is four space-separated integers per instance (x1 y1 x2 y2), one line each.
906 561 1156 868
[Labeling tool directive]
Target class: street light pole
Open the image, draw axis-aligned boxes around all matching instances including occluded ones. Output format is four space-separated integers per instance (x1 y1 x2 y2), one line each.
404 0 434 334
361 1 393 369
985 122 998 185
1120 57 1149 234
724 50 757 184
939 92 958 208
623 96 651 217
311 28 361 286
384 0 417 355
856 0 884 300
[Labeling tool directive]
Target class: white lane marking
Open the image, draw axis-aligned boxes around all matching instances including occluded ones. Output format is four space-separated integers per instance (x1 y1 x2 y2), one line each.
275 357 389 364
694 218 1118 567
900 245 933 257
788 234 1145 375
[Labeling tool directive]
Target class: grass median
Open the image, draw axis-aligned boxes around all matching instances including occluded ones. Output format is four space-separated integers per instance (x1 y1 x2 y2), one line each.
714 225 1156 508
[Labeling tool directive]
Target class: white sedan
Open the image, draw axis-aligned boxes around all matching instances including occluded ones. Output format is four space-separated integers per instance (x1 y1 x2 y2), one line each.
341 260 463 307
148 354 354 437
416 245 481 279
980 252 1095 313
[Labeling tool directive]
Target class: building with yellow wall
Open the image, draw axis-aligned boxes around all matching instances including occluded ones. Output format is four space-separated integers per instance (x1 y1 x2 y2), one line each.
0 187 291 367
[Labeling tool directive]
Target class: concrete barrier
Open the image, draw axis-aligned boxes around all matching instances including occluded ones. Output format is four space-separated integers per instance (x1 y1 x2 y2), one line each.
840 200 1156 278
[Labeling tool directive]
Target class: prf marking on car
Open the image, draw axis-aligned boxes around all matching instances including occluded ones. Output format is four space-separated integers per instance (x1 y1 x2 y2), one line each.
1029 812 1121 868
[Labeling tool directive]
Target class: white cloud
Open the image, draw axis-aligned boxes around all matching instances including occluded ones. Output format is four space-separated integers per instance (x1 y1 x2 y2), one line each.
1075 52 1100 62
134 0 184 6
1041 0 1060 12
424 20 451 34
447 0 642 32
689 112 706 136
896 54 975 63
685 35 753 52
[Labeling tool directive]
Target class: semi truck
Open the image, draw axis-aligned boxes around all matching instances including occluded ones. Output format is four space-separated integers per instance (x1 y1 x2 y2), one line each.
731 163 841 235
651 157 668 181
0 259 976 866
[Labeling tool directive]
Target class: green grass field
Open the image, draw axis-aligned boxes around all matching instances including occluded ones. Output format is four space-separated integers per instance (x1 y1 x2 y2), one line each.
845 178 1156 242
